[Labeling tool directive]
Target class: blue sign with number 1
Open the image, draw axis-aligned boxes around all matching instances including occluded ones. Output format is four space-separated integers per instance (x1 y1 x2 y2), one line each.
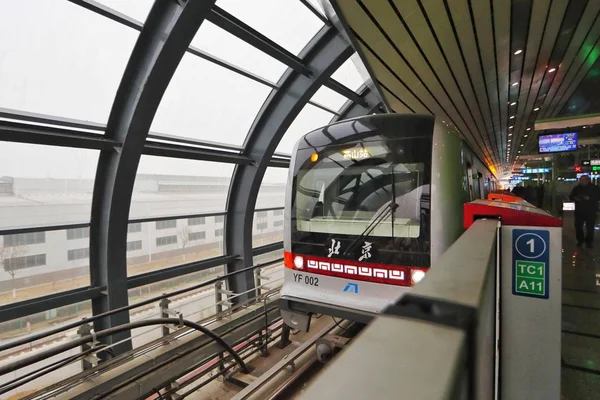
512 229 550 299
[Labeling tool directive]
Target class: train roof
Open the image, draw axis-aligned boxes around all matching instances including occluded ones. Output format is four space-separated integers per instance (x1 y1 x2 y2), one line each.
296 114 436 149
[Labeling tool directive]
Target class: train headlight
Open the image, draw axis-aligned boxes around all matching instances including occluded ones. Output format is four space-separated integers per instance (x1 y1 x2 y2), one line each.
411 269 426 285
294 256 304 269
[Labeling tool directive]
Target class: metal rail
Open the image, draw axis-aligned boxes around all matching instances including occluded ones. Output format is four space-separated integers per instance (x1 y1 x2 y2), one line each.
231 321 340 400
0 258 282 353
5 284 284 399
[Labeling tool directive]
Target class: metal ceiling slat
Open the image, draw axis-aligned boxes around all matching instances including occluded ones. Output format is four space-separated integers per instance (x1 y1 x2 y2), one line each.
379 86 414 114
545 13 600 117
511 0 551 159
419 0 493 163
391 0 487 154
493 0 511 161
343 1 444 113
355 33 494 164
532 0 590 114
357 42 432 114
551 34 600 117
514 0 569 149
357 1 465 119
521 0 591 151
539 1 600 119
472 0 502 161
446 0 499 166
341 0 495 166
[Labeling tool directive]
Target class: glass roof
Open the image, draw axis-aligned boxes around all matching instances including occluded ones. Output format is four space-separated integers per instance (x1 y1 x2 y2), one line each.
0 0 374 347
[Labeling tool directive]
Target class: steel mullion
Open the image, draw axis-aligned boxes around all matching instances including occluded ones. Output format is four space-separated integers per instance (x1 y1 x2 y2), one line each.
325 78 370 106
307 100 341 115
143 140 253 165
0 121 120 150
68 0 280 89
127 254 238 289
299 0 330 25
208 6 311 76
0 287 102 323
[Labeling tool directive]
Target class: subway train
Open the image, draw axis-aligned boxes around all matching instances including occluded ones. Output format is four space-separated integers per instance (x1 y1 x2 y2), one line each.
279 114 497 331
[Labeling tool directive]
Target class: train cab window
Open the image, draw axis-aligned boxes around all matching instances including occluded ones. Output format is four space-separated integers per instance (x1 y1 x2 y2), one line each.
294 143 427 239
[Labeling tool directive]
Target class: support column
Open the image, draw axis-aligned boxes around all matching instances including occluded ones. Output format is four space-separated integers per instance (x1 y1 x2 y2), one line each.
224 26 353 304
89 0 216 355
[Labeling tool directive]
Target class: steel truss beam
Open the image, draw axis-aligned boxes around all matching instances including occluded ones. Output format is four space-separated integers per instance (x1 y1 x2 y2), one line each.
331 83 384 123
0 118 290 167
224 25 353 303
89 0 216 355
0 287 102 324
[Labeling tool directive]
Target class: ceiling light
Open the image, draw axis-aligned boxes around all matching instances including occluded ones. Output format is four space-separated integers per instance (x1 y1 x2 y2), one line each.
509 133 513 136
518 151 521 153
514 49 523 55
510 115 515 119
521 144 524 147
509 125 514 129
512 82 519 87
527 127 531 131
548 68 556 73
510 102 517 106
524 134 528 137
534 107 540 111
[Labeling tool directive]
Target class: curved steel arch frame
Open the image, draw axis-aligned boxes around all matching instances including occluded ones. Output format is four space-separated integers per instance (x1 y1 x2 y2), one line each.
89 0 216 354
224 26 353 302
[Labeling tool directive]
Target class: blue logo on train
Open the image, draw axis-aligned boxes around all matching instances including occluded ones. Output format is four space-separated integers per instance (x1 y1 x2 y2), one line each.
343 282 359 294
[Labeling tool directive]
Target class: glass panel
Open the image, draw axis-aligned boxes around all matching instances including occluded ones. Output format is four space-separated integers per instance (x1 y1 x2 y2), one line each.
127 267 224 348
151 52 271 145
252 209 284 249
331 57 369 92
310 86 348 112
0 144 99 230
253 248 284 266
96 0 154 22
0 300 91 398
276 104 334 154
127 216 225 277
0 0 137 122
217 0 324 55
0 229 91 305
192 21 287 82
256 167 288 209
132 157 234 219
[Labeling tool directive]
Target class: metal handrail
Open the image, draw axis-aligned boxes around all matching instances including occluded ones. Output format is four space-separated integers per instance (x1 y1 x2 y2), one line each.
0 257 283 353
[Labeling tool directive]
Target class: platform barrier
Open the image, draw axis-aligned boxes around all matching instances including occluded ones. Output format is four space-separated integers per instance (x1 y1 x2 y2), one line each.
300 200 562 400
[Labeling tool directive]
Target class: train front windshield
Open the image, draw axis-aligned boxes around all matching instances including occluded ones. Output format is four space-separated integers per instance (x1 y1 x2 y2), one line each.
291 139 431 267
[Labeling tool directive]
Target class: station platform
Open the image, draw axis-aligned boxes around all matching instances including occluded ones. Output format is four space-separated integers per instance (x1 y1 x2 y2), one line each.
561 214 600 399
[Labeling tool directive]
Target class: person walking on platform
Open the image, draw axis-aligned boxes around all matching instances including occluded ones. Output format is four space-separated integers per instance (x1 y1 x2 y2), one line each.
569 175 600 248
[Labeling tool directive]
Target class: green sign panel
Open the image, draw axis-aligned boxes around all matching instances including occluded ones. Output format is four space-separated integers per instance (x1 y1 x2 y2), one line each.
513 229 550 299
515 261 546 296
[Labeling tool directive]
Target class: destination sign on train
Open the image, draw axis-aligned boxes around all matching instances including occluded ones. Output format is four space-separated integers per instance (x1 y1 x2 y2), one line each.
341 148 371 160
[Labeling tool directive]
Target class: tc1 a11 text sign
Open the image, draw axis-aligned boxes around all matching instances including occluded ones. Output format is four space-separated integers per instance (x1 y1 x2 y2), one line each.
512 229 550 299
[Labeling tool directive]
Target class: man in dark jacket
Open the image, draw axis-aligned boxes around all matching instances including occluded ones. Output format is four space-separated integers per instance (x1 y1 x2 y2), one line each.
569 175 600 248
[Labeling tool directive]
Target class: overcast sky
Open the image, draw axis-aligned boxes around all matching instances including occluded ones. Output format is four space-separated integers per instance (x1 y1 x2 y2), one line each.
0 0 365 183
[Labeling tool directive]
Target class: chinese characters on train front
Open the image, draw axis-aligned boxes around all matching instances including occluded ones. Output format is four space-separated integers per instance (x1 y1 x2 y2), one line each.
327 238 374 262
341 148 370 160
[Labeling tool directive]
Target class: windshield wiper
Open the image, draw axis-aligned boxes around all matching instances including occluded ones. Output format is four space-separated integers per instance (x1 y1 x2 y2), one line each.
343 202 398 257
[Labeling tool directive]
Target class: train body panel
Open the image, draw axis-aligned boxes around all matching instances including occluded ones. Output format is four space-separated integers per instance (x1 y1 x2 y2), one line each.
280 114 495 331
